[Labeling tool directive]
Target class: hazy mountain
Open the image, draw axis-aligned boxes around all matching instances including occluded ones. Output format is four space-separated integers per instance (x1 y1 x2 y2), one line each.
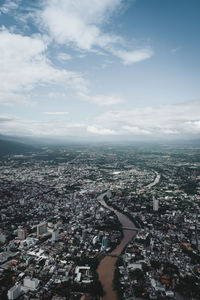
0 138 37 156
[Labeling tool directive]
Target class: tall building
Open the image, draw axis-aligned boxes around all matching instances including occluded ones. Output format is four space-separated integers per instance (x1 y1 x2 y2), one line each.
0 232 7 243
52 229 59 242
93 235 98 245
17 228 27 240
82 229 87 241
37 222 47 236
7 284 21 300
101 236 109 249
195 213 199 251
153 197 159 211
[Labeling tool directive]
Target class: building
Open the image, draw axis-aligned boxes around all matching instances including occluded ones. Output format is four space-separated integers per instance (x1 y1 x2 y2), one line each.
52 229 59 242
23 277 39 290
153 197 159 211
37 222 47 236
7 284 21 300
0 232 6 243
92 235 98 245
101 236 109 250
17 228 27 240
19 199 25 205
74 266 91 283
82 229 87 241
127 262 142 270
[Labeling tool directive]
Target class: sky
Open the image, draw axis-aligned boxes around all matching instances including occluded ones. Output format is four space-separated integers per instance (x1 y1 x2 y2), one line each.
0 0 200 141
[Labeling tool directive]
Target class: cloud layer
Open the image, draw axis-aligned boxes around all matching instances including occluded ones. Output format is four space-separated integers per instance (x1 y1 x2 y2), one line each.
39 0 122 50
0 0 153 108
0 28 87 105
0 101 199 138
0 0 199 141
90 101 200 136
37 0 153 64
0 0 20 15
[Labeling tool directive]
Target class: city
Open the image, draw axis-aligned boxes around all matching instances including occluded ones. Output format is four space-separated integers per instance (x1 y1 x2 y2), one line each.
0 143 199 299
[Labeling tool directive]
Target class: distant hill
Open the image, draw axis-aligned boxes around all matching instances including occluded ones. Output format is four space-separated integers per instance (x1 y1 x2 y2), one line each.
0 139 37 156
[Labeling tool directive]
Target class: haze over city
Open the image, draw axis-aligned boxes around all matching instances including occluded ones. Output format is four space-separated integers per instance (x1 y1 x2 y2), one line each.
0 0 200 141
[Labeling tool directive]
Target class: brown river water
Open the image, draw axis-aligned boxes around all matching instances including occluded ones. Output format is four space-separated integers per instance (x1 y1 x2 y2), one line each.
97 172 160 299
97 198 137 300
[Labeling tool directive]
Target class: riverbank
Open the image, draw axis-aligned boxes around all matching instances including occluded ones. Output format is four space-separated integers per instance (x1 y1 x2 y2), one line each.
97 197 137 300
97 172 161 299
144 172 160 189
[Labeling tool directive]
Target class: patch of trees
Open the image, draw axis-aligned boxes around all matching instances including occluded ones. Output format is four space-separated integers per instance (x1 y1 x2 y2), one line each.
176 275 200 299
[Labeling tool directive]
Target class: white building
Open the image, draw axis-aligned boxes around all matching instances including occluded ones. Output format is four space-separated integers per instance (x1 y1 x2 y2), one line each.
0 232 6 243
74 266 91 283
7 284 21 300
19 237 38 249
92 235 98 245
52 229 59 242
17 228 27 240
127 263 142 270
23 277 39 290
19 199 25 205
37 222 47 236
153 197 159 211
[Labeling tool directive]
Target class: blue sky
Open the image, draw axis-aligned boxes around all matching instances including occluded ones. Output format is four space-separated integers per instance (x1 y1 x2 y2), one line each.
0 0 200 140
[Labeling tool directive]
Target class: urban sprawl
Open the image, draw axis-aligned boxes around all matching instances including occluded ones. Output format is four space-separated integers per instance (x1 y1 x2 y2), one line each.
0 144 200 300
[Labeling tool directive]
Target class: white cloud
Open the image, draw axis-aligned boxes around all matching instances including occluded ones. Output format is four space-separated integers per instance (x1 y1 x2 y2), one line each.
91 101 200 136
0 28 88 105
0 92 30 106
0 114 31 136
37 0 152 64
44 112 69 115
92 95 125 106
111 47 154 64
87 125 117 135
0 0 20 14
0 114 16 123
38 0 121 50
0 114 87 137
121 125 151 135
0 26 127 108
79 93 125 106
48 92 66 98
57 52 72 61
1 101 200 138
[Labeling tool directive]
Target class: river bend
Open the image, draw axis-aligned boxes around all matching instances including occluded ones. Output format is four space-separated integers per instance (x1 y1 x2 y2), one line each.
97 197 137 300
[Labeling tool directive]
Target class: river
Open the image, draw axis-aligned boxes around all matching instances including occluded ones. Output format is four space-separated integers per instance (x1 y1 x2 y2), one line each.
97 173 160 300
97 195 137 300
144 172 160 189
